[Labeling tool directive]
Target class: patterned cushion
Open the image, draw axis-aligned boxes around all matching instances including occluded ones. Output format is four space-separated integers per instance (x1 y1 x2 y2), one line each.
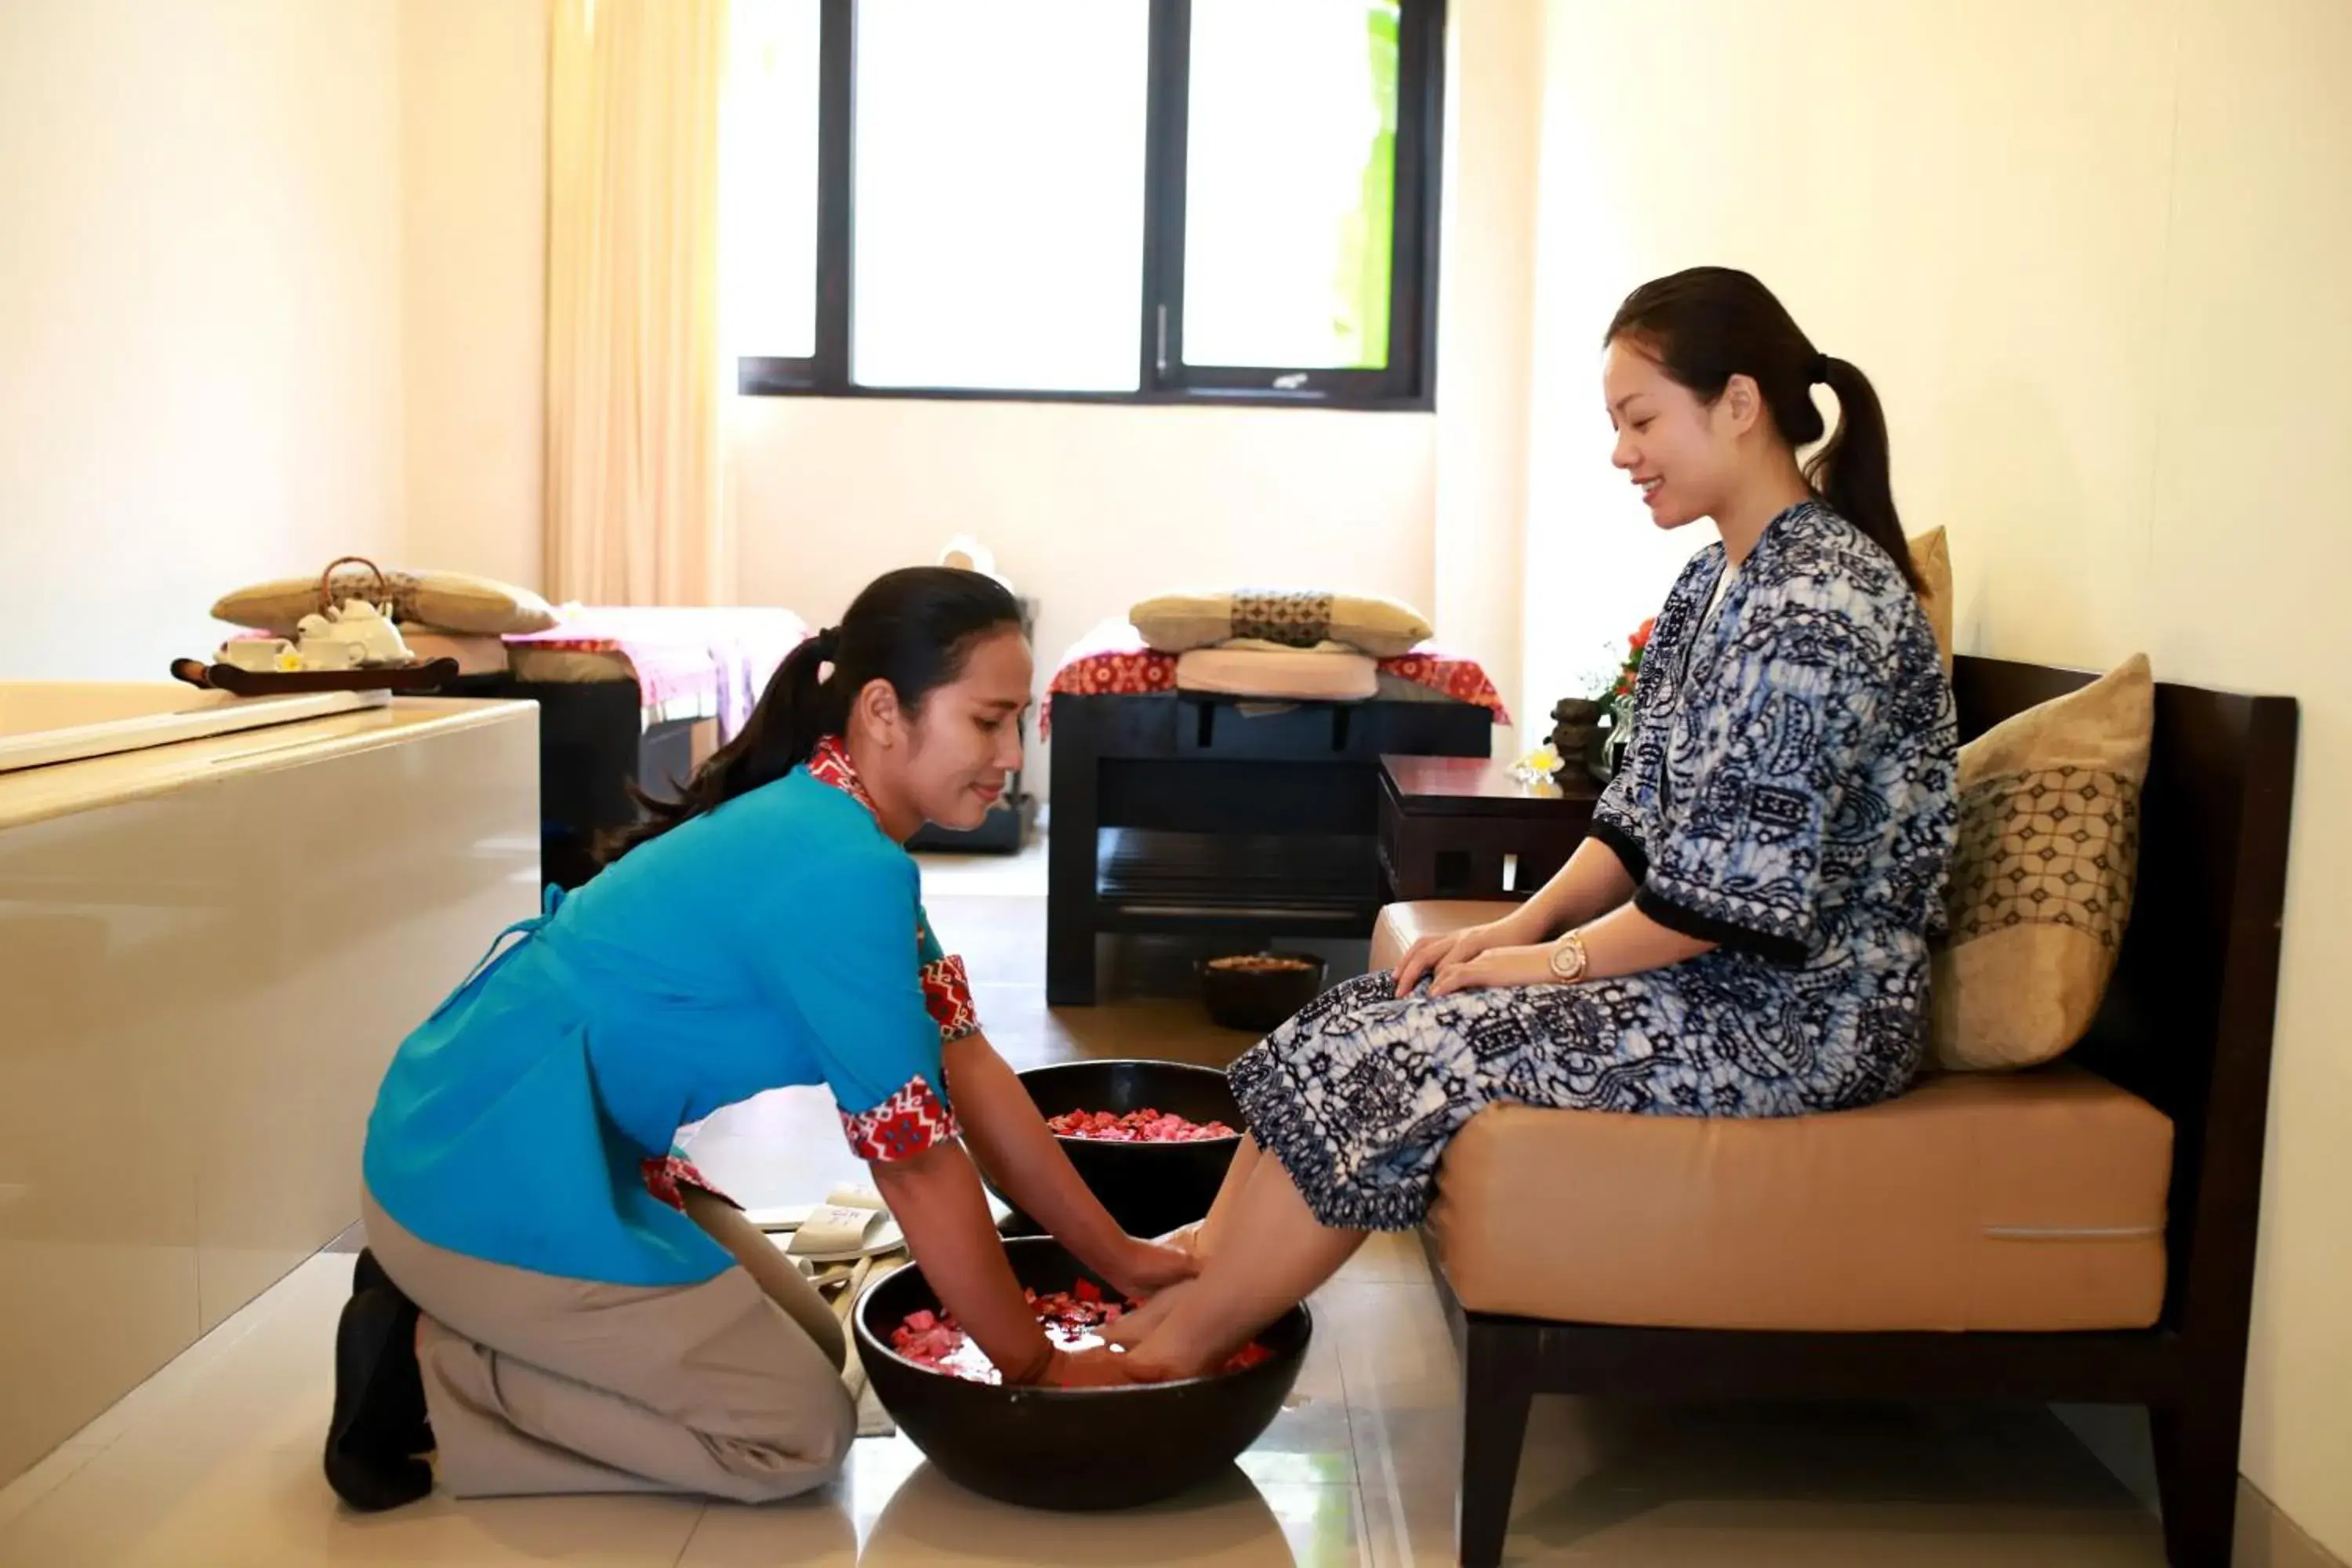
1929 655 2153 1070
1908 527 1955 675
1129 589 1432 659
212 565 560 637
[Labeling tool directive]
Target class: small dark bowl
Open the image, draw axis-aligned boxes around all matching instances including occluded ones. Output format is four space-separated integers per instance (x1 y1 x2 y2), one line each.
1198 952 1329 1033
854 1236 1312 1511
1006 1059 1243 1239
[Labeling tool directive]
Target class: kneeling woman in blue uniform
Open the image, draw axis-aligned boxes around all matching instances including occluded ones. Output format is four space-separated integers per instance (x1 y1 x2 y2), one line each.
328 567 1191 1512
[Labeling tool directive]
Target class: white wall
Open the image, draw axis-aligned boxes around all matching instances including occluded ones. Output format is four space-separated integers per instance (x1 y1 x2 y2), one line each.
1514 0 2352 1554
399 0 549 592
0 0 405 680
1430 0 1544 757
729 396 1437 777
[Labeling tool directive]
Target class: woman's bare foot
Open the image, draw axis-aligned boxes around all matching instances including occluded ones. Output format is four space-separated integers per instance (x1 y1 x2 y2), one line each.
1102 1277 1200 1348
1152 1221 1206 1261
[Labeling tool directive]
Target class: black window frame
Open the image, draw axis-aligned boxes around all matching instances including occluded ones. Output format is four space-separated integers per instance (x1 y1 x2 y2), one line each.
736 0 1446 412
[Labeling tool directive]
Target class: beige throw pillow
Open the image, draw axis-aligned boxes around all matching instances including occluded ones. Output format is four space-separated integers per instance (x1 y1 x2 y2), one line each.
1908 527 1954 675
213 566 559 637
1929 654 2154 1071
1130 590 1432 659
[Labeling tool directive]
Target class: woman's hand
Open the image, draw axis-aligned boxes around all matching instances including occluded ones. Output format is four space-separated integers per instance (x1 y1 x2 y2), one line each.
1036 1346 1143 1388
1095 1236 1200 1302
871 1141 1060 1388
1392 909 1545 997
1426 942 1560 998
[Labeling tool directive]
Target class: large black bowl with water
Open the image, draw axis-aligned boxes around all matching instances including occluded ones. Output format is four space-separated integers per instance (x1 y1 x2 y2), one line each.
854 1236 1311 1511
1005 1059 1244 1239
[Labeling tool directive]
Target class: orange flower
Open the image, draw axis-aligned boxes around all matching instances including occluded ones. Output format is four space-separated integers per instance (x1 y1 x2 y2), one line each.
1629 617 1656 651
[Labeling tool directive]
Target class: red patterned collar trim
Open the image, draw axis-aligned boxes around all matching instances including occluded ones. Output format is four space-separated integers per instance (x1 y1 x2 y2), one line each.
807 735 880 823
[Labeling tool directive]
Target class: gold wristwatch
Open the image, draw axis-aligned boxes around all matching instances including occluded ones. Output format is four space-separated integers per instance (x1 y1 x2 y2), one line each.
1548 930 1590 983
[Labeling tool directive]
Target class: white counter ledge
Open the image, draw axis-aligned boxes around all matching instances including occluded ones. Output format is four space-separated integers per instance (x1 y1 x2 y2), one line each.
0 697 532 833
0 695 540 1486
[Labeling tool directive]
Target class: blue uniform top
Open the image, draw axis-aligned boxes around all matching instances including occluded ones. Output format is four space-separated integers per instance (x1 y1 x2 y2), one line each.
361 739 973 1286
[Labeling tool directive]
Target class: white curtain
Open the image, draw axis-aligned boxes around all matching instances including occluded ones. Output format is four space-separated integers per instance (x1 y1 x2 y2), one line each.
544 0 732 606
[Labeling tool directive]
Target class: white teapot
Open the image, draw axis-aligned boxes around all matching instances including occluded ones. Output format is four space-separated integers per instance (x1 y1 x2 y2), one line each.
296 601 412 668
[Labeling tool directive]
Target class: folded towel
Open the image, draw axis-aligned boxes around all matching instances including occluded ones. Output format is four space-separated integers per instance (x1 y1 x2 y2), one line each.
788 1203 883 1257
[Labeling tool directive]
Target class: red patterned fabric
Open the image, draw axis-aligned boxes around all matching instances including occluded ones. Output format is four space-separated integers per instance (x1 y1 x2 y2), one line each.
1040 619 1510 737
920 955 982 1043
1040 621 1180 736
640 1155 739 1212
1377 648 1515 715
807 735 880 820
841 1073 960 1161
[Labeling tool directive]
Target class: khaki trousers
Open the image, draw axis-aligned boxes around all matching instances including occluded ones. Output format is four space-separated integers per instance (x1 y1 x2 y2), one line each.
361 1189 857 1502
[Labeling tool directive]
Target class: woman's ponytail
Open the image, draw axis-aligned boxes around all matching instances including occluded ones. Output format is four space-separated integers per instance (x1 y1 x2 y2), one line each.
597 626 847 864
1807 356 1918 593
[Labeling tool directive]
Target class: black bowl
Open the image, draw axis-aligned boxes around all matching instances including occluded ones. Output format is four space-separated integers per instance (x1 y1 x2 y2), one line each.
1198 952 1328 1033
1006 1059 1243 1239
854 1236 1312 1511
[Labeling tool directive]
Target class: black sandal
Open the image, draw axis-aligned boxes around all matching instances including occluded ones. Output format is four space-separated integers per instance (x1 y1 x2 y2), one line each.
350 1250 434 1451
324 1252 433 1512
352 1247 392 1297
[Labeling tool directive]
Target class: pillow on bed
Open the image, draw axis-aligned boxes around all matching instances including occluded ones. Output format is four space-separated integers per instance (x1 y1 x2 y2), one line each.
1131 590 1432 659
1175 644 1381 702
212 567 560 637
1929 654 2154 1071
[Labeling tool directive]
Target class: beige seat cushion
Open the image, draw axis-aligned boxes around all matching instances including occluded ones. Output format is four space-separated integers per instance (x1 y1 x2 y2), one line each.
1429 1067 2169 1332
1371 899 2172 1332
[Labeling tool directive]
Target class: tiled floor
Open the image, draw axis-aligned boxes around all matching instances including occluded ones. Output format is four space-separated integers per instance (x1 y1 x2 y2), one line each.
0 859 2173 1566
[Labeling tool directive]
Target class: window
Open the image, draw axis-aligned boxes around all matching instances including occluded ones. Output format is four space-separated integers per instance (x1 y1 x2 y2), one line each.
729 0 1445 410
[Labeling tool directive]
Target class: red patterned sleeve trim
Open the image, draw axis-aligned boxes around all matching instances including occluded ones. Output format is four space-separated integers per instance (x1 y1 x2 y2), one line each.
920 955 982 1044
840 1073 960 1162
640 1155 739 1213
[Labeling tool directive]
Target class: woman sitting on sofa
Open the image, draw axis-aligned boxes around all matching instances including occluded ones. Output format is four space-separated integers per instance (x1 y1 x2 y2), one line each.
1109 267 1959 1378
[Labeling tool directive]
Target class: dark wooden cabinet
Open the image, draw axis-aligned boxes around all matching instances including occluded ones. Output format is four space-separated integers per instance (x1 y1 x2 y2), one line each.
1046 693 1491 1005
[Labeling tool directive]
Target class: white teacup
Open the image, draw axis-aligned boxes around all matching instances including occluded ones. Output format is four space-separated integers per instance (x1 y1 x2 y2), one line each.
296 639 364 671
218 639 295 672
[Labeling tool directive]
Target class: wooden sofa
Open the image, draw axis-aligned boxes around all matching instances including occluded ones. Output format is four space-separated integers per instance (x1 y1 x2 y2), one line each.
1367 654 2299 1568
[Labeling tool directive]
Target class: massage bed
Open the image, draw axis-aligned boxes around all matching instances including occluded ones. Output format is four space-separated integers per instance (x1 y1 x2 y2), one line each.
416 607 811 888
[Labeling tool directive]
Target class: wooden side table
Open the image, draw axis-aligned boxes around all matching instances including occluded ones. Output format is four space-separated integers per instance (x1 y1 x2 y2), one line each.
1377 755 1599 902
